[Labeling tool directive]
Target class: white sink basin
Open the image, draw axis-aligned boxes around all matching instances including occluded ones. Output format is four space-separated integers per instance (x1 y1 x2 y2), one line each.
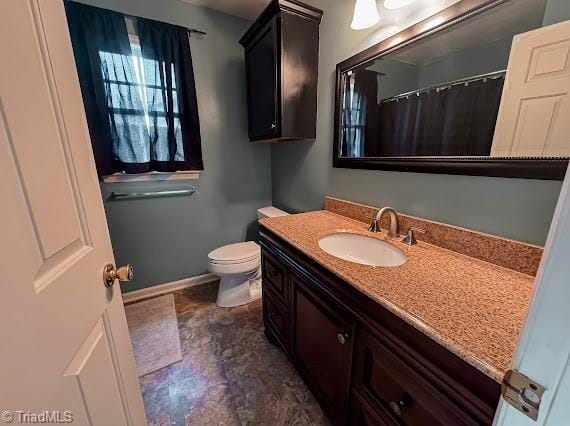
318 232 406 267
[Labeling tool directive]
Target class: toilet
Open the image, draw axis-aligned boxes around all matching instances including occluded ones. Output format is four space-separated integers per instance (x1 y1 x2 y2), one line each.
208 206 289 307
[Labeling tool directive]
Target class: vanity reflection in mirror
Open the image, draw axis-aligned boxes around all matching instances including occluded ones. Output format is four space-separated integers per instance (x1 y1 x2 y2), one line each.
334 0 570 179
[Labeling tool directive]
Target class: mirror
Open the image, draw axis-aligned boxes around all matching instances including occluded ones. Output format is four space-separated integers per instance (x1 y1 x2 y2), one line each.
334 0 569 179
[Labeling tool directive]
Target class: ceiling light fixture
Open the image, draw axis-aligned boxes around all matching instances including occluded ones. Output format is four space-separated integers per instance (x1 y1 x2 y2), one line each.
384 0 417 10
351 0 380 30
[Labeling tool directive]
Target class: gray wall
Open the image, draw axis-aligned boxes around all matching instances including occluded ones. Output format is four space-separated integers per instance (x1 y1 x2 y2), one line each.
543 0 570 25
271 0 563 245
367 59 420 101
74 0 272 292
418 38 512 88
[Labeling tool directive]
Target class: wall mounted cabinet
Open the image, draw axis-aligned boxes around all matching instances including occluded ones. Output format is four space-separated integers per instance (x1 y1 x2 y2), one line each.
259 226 501 425
239 0 322 142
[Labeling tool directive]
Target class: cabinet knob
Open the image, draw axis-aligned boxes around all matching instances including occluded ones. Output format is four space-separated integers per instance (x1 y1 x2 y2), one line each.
389 401 402 416
389 394 411 417
337 332 350 345
271 123 276 129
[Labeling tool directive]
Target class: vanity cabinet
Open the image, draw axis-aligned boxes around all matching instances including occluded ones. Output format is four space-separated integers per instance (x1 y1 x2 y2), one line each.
259 226 501 425
239 0 322 142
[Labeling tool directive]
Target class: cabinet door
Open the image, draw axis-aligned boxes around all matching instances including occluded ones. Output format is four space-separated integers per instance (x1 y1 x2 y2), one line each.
244 18 279 140
292 272 355 422
491 21 570 156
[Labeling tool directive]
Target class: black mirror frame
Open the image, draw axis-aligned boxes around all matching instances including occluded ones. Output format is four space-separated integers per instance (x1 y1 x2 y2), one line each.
332 0 568 180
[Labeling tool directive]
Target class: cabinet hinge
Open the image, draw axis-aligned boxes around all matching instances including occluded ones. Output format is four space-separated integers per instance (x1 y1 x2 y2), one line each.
501 369 546 421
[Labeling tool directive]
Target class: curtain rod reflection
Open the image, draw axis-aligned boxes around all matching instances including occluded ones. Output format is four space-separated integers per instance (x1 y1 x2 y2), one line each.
381 69 506 103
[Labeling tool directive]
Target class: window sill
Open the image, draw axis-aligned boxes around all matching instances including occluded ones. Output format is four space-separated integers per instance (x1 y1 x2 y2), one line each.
103 171 201 183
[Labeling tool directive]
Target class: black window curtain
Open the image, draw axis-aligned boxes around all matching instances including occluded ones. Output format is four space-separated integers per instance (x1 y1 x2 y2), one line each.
65 1 134 176
65 1 203 176
136 18 203 172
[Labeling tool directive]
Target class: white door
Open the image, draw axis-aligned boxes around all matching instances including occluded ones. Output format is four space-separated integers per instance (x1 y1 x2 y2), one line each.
491 20 570 156
494 163 570 425
0 1 146 425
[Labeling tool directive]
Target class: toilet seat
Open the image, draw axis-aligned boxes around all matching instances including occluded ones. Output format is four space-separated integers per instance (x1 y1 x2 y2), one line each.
208 256 260 277
208 241 260 265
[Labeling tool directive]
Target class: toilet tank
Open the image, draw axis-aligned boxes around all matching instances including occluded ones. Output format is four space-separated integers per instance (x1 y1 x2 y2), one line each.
257 206 289 220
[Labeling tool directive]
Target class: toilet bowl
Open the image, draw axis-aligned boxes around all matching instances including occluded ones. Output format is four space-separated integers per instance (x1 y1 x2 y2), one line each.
208 206 289 308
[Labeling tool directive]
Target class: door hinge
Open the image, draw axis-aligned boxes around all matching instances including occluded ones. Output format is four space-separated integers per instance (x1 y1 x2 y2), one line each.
501 369 546 421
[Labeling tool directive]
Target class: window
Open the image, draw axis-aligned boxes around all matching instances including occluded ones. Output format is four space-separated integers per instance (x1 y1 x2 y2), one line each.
100 36 197 181
342 74 365 157
65 2 203 180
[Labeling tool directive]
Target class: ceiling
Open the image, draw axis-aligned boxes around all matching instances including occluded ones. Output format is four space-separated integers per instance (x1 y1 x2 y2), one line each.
181 0 271 20
180 0 546 32
377 0 547 65
179 0 461 23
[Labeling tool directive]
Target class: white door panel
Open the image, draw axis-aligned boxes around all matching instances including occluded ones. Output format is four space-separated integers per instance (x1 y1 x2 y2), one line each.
494 164 570 425
492 24 570 426
63 318 128 425
491 21 570 157
0 1 145 424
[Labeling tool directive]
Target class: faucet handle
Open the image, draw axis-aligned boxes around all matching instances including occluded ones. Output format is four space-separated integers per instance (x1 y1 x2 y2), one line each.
402 227 426 245
368 218 379 233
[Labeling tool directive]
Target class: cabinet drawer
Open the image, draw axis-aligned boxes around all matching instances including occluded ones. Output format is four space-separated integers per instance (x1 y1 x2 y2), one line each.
263 290 289 350
262 250 288 305
354 329 478 426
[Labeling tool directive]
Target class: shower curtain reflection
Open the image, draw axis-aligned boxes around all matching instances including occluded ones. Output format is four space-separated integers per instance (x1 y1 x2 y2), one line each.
341 74 505 157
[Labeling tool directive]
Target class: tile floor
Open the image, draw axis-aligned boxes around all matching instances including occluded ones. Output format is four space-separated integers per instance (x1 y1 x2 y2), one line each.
136 282 329 425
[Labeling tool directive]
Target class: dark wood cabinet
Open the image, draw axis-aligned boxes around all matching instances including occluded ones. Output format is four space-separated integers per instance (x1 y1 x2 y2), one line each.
292 272 354 422
239 0 322 142
259 226 501 426
243 18 279 139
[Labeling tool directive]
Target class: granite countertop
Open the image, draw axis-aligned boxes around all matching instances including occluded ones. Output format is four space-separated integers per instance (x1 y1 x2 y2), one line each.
259 211 535 382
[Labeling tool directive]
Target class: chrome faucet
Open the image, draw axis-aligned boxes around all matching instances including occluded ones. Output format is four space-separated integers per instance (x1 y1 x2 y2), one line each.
368 207 399 237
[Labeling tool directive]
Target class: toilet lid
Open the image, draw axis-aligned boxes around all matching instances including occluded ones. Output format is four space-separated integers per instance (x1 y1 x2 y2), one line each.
208 242 260 264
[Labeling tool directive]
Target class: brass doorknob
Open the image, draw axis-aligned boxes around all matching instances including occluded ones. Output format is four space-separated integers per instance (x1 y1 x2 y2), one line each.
103 263 134 288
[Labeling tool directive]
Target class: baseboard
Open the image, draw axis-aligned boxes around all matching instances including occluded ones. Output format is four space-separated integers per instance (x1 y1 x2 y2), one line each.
121 273 218 305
